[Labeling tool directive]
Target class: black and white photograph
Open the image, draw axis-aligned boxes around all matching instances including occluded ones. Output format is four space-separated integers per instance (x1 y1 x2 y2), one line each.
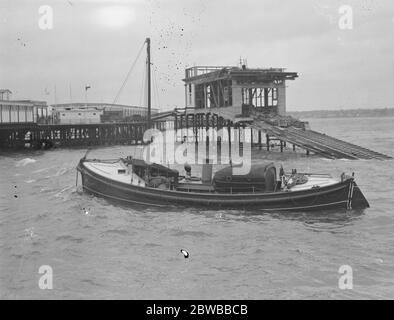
0 0 393 304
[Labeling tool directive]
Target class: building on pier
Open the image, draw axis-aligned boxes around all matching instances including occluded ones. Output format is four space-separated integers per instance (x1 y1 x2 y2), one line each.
0 89 48 124
53 108 103 124
183 65 298 116
51 103 159 124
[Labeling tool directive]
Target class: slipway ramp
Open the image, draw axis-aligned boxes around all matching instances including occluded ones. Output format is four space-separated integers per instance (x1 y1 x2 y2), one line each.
189 106 392 160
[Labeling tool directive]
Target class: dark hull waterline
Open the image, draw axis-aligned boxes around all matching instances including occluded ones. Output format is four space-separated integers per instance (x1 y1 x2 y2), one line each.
77 160 370 212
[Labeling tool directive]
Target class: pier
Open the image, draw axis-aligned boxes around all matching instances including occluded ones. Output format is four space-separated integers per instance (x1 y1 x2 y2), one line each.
0 61 392 160
0 118 167 149
170 107 392 160
0 107 392 160
170 64 393 161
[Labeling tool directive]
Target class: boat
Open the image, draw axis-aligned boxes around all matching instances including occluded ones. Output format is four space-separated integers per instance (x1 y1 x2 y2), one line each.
75 38 370 212
76 157 370 211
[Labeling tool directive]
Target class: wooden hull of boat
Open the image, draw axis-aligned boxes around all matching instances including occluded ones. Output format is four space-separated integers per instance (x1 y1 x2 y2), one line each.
77 160 369 211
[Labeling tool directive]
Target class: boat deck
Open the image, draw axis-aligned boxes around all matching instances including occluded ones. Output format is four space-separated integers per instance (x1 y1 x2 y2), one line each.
286 175 339 191
84 161 146 187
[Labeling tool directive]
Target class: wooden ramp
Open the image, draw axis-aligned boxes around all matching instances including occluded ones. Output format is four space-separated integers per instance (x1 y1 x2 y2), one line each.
190 106 392 160
251 123 391 160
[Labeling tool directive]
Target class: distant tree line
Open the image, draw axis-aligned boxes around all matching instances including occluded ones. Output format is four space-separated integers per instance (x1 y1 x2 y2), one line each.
288 108 394 119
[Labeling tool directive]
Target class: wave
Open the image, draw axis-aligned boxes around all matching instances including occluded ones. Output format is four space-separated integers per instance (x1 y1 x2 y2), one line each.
103 229 129 236
55 167 73 177
32 166 56 174
144 243 161 247
54 186 73 198
16 158 36 167
55 235 84 243
170 229 213 237
80 279 103 287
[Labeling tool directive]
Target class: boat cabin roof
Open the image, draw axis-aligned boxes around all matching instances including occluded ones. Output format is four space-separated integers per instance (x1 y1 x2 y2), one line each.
128 158 179 178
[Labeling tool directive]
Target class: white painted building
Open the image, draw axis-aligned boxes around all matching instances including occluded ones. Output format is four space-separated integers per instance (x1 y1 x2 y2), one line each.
0 101 34 123
0 89 48 124
55 108 103 124
52 103 158 117
51 102 159 124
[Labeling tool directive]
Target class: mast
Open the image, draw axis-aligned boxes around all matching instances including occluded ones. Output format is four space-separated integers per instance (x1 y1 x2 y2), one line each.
146 37 151 129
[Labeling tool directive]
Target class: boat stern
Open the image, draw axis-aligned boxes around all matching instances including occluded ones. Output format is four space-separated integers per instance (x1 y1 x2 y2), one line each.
350 181 370 209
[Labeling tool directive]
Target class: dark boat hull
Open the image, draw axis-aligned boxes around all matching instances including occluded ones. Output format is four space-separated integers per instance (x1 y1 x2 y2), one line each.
77 160 369 211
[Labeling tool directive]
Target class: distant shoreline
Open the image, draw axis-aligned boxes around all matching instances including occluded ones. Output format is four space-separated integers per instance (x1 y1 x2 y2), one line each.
287 108 394 119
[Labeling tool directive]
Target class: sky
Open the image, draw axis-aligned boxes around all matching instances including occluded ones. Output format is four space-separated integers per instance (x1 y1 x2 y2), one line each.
0 0 393 111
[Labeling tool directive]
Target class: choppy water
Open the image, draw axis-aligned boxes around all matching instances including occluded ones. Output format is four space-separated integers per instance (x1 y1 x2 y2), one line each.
1 117 394 299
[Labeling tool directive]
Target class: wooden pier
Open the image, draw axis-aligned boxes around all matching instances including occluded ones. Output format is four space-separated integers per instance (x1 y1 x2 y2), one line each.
0 119 167 149
174 64 391 161
170 107 392 160
0 108 392 161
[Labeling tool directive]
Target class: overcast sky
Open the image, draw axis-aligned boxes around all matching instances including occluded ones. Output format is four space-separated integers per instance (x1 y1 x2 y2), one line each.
0 0 393 111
